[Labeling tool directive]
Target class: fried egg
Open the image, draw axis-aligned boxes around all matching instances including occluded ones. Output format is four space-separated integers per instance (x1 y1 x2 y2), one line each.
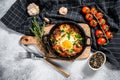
59 34 75 50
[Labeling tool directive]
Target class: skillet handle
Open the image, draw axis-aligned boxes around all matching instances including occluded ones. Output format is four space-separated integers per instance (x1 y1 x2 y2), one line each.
42 35 52 54
42 35 49 46
85 36 91 46
20 36 38 45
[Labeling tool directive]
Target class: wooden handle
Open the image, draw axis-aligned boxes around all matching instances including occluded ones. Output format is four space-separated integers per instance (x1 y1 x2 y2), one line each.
20 36 38 45
44 58 70 78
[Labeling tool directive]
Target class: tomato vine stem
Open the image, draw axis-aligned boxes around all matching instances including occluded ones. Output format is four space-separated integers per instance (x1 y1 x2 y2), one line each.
93 14 109 45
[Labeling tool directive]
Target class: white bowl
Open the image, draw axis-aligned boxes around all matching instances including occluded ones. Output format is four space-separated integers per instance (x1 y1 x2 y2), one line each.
88 51 106 70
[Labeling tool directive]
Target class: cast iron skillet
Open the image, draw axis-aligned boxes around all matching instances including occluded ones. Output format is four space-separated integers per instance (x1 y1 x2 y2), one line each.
42 21 91 60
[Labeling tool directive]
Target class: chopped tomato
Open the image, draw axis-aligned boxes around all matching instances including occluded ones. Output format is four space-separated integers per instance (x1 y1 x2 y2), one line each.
106 31 113 39
89 19 97 27
95 30 103 38
60 52 68 57
82 6 90 14
73 46 83 53
85 13 93 21
97 37 106 45
53 45 62 51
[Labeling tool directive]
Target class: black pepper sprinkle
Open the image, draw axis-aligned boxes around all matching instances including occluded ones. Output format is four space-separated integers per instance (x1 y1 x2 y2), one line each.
89 52 105 69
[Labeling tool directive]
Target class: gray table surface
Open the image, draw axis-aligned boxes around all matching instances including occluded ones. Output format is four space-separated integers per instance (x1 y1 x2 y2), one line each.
0 0 120 80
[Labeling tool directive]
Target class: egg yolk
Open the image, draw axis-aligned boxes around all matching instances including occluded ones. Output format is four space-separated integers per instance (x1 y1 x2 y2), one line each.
62 40 72 49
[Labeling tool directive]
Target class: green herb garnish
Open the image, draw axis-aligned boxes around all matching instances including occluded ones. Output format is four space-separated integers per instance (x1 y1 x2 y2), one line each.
75 33 81 38
73 41 77 46
67 32 71 40
78 38 83 41
75 33 83 41
56 50 61 53
68 49 73 53
60 30 65 32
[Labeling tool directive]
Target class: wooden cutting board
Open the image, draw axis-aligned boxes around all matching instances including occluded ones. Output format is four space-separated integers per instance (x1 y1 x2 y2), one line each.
20 23 91 60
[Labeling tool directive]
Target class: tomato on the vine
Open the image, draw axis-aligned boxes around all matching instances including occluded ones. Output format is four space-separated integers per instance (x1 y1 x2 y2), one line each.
97 37 106 45
106 31 113 39
102 24 109 32
96 12 103 19
99 18 106 25
89 19 97 27
85 13 93 21
82 6 90 14
91 7 97 14
95 30 103 38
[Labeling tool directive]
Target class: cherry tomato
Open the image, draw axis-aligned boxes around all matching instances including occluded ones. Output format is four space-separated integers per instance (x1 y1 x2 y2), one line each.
99 18 106 25
102 24 110 32
89 19 97 27
96 12 103 19
106 31 113 39
82 6 90 14
85 13 93 21
91 7 97 14
97 37 106 45
95 30 103 38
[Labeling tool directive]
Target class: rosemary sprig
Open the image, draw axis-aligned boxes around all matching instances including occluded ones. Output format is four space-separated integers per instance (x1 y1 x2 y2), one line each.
30 17 48 54
30 17 46 42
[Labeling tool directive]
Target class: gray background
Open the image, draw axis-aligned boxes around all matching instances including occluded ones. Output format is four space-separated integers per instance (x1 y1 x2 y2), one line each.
0 0 120 80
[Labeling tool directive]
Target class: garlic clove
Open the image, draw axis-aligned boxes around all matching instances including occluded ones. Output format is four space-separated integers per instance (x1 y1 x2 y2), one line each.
27 3 40 16
59 7 68 15
44 17 50 23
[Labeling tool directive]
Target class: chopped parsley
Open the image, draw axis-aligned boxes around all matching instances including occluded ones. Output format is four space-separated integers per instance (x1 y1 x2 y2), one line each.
75 33 81 38
68 49 73 53
67 32 71 40
56 50 61 53
60 30 65 32
75 33 83 41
